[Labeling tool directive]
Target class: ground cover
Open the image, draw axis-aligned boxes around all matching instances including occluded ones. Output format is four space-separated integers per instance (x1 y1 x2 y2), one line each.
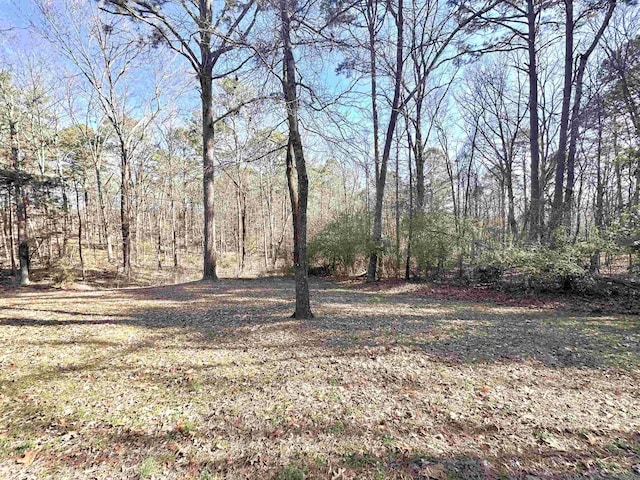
0 277 638 479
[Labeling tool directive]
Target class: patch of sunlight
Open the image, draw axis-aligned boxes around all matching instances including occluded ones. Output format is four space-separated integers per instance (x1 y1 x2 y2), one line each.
479 306 541 315
225 296 289 304
321 302 456 317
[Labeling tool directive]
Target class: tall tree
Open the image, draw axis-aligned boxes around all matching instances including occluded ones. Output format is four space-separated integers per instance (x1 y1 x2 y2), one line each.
280 0 314 318
365 0 404 282
99 0 258 280
0 74 30 285
36 1 162 275
549 0 617 234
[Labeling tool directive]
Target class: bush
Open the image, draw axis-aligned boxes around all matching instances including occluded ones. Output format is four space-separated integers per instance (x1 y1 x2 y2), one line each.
475 236 602 291
51 257 76 285
308 211 373 274
405 211 470 276
474 263 504 283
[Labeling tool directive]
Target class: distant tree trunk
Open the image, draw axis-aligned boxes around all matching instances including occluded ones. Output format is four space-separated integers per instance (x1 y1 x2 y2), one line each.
499 179 506 243
281 0 313 319
7 191 16 276
367 0 403 282
405 131 414 281
183 198 189 255
506 164 517 240
414 116 425 212
95 166 113 263
549 0 573 235
1 198 8 266
241 191 247 272
591 101 605 273
527 0 542 243
74 180 85 280
58 165 70 257
171 187 178 268
119 143 131 276
234 174 246 275
10 120 29 286
83 187 90 244
156 209 163 271
259 171 270 270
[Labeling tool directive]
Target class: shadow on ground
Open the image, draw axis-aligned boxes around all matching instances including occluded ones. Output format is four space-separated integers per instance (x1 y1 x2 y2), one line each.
1 277 639 479
2 277 638 369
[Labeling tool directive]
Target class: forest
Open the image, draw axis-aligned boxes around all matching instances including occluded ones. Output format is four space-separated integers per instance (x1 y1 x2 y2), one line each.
0 0 639 479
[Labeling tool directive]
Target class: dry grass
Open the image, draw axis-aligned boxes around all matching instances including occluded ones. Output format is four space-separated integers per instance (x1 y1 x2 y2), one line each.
0 277 638 479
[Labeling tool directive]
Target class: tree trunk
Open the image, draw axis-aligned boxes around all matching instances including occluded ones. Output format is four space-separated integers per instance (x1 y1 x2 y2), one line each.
281 0 313 319
198 0 218 280
549 0 573 235
59 167 70 257
200 73 218 280
75 180 85 280
395 137 401 276
0 202 7 266
414 117 425 212
95 166 113 263
405 130 414 280
527 0 542 243
7 191 16 276
171 187 178 268
506 165 517 240
120 144 131 277
259 171 270 270
367 0 404 282
564 0 615 224
11 120 29 286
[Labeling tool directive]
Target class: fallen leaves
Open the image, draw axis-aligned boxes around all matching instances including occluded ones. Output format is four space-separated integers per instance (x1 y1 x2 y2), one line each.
420 463 447 480
16 449 38 467
0 277 638 479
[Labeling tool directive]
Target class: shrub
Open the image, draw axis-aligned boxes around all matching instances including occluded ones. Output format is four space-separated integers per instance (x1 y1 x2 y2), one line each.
475 236 603 291
404 211 461 275
51 257 76 285
473 263 504 283
308 211 373 273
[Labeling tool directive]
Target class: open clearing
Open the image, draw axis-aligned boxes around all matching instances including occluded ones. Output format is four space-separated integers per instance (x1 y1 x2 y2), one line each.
0 277 639 479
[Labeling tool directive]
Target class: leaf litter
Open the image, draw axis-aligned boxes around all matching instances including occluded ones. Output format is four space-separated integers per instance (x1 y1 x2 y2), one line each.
0 277 638 479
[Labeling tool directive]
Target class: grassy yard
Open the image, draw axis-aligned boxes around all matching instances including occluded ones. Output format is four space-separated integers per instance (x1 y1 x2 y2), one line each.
0 278 638 479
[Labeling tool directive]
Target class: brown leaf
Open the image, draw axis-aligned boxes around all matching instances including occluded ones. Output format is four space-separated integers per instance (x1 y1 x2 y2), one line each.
420 464 447 480
17 449 38 467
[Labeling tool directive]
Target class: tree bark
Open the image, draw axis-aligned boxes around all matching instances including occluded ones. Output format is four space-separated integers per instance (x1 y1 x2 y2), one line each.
526 0 542 243
10 119 29 286
549 0 573 235
367 0 404 282
199 0 218 280
281 0 313 319
200 72 218 280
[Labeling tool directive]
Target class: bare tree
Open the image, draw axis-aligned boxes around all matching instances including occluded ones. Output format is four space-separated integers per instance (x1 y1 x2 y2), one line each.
99 0 258 280
549 0 617 234
36 1 165 276
462 59 527 241
0 74 30 285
